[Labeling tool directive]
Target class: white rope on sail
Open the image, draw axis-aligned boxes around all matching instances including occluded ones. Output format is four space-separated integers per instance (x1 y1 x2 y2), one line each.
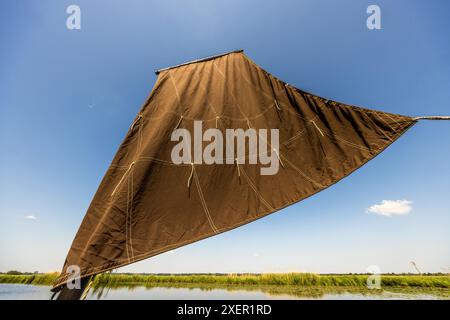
175 115 184 129
130 114 143 131
235 158 241 177
111 162 135 196
273 148 285 168
310 119 324 137
187 163 194 188
274 99 281 111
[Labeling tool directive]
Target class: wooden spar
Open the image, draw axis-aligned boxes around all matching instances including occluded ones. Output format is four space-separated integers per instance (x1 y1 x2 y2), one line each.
413 116 450 120
155 49 244 74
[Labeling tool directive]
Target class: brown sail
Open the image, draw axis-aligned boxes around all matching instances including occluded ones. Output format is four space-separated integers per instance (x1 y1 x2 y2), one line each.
53 50 418 292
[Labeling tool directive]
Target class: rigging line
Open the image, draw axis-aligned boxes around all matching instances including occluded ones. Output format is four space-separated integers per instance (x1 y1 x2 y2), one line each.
141 150 288 164
187 163 194 188
130 114 143 131
239 58 320 123
135 119 403 166
322 130 372 152
132 105 272 122
413 116 450 120
274 99 282 111
372 112 398 137
133 109 397 165
235 158 241 177
382 111 402 128
234 118 320 188
175 115 183 129
232 54 422 130
111 161 135 196
310 91 404 122
274 99 283 121
360 111 394 142
272 148 285 168
310 120 324 137
282 115 320 146
235 62 307 123
128 115 410 168
320 119 408 152
120 92 291 123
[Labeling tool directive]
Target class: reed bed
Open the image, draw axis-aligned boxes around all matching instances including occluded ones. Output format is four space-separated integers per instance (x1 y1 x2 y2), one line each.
0 273 59 286
0 273 448 289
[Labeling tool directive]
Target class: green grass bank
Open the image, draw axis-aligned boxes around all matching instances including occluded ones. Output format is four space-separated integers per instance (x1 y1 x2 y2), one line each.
0 273 449 289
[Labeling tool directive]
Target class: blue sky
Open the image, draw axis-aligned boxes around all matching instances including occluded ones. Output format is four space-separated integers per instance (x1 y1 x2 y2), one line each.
0 0 449 274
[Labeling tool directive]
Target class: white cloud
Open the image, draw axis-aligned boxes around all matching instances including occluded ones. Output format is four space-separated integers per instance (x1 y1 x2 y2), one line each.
253 253 260 257
366 200 412 217
24 215 37 220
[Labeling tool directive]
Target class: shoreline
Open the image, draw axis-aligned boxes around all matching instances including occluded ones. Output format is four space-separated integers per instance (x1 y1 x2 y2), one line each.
1 273 449 289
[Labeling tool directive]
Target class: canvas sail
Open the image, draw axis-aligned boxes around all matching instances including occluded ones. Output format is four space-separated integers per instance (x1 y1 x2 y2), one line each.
53 50 417 291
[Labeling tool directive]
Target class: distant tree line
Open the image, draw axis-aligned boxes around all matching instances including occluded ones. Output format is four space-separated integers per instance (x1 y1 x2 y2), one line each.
0 270 40 275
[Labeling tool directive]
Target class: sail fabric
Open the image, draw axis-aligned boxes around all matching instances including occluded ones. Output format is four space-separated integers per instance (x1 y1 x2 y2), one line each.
53 51 416 289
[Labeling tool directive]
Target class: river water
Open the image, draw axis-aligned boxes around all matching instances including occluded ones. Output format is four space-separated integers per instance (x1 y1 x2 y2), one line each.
0 283 447 300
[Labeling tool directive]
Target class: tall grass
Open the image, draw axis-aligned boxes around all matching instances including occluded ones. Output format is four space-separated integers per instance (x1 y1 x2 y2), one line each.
0 273 448 289
91 273 449 289
0 273 59 285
